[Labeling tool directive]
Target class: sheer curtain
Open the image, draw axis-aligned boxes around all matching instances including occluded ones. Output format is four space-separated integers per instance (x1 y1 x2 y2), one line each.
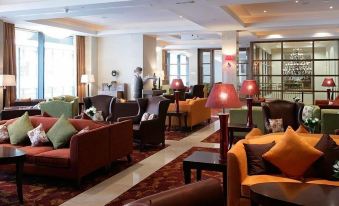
76 36 86 100
3 22 17 106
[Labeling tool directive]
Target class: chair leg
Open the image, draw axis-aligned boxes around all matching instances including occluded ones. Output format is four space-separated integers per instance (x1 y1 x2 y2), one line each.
127 154 132 163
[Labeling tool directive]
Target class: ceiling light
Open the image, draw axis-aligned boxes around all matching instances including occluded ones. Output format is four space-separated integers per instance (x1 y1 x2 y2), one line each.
179 15 183 18
266 34 283 39
295 0 299 3
329 6 333 9
264 10 267 13
313 32 333 37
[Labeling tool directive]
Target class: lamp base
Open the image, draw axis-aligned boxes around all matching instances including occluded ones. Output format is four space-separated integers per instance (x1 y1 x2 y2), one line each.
246 97 253 127
327 89 331 101
174 91 180 113
218 113 229 162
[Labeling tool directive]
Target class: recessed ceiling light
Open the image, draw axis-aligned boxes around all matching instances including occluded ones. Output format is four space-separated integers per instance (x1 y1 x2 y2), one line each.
264 10 267 13
266 34 283 39
329 6 333 9
179 15 183 18
295 0 299 3
313 32 333 37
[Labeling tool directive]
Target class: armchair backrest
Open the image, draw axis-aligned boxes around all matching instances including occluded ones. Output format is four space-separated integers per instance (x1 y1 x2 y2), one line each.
190 85 205 98
136 96 171 123
84 95 115 119
262 100 304 133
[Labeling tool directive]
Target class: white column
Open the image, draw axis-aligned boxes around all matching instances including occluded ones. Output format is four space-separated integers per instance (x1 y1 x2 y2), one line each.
85 36 98 96
221 31 239 87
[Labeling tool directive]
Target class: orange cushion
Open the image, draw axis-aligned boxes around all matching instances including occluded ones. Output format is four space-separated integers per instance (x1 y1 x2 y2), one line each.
295 125 309 134
245 128 263 139
19 146 53 163
35 149 70 168
262 127 323 178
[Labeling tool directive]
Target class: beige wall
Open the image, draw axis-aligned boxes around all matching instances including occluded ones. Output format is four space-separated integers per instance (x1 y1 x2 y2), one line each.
85 36 98 96
142 35 157 90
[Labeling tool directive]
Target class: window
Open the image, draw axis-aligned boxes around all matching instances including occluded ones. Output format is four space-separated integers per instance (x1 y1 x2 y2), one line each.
167 51 189 85
15 29 39 99
15 28 76 99
44 36 75 98
198 49 222 85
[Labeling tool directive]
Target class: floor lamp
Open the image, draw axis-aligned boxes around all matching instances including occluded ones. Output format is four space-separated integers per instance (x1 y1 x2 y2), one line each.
205 83 241 162
0 75 16 109
81 74 95 97
240 80 259 127
322 77 336 101
170 79 185 113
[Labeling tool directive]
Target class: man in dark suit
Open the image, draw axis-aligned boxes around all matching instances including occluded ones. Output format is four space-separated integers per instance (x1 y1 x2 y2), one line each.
133 67 145 99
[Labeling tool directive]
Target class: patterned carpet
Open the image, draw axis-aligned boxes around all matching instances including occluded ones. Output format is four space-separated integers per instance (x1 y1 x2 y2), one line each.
201 130 220 143
165 117 218 141
106 147 222 206
0 145 165 206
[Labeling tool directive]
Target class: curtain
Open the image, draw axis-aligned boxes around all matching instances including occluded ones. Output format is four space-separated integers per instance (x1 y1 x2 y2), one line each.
3 22 16 107
76 36 86 101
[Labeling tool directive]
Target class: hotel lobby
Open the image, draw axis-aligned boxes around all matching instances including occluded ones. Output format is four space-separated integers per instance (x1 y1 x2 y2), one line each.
0 0 338 205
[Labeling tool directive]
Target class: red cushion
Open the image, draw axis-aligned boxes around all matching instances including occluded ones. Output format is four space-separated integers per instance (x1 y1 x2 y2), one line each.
35 149 70 168
19 146 53 163
0 144 23 148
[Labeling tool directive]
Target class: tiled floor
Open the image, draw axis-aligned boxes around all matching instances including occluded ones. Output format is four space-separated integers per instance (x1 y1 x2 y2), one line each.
61 120 220 206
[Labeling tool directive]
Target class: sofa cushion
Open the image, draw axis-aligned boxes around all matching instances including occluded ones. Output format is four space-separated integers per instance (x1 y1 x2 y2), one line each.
27 123 49 146
313 134 339 180
8 112 34 145
268 118 284 133
305 179 339 186
262 128 323 179
35 149 70 168
295 125 309 133
0 125 10 143
244 142 278 175
241 175 301 198
0 144 22 148
245 128 263 140
47 115 77 149
19 146 53 163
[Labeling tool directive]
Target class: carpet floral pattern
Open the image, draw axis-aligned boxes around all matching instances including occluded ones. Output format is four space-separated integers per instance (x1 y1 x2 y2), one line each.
106 147 222 206
0 145 165 206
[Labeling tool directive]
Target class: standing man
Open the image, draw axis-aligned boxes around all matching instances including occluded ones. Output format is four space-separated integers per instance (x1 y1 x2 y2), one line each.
133 67 145 99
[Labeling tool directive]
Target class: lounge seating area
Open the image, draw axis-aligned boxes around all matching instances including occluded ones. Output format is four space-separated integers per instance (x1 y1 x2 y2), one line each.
0 1 339 206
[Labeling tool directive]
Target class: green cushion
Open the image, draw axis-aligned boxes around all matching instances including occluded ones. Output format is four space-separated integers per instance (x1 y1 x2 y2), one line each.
47 115 77 149
8 112 34 145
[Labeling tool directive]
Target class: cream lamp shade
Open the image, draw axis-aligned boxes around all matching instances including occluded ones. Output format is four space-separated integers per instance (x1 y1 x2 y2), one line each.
0 75 16 87
81 74 95 84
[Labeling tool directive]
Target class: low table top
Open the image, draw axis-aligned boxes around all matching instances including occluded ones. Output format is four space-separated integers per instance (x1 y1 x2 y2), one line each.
250 182 339 206
184 151 224 165
0 147 25 159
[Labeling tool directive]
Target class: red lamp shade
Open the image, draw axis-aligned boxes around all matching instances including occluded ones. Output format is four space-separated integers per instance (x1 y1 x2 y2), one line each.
240 80 259 96
206 84 241 109
170 79 185 90
322 77 336 87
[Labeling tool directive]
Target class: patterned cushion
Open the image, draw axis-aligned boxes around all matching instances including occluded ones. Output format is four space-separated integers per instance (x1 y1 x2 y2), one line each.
269 118 284 133
78 126 90 135
27 123 49 146
0 125 10 143
92 111 104 121
302 105 314 122
148 113 157 120
141 113 150 121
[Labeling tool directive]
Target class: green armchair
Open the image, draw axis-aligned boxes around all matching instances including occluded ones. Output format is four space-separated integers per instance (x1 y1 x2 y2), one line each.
40 95 79 118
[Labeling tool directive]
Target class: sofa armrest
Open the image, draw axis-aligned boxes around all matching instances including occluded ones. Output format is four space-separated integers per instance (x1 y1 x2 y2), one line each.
109 120 133 161
70 126 110 178
227 139 248 206
125 178 225 206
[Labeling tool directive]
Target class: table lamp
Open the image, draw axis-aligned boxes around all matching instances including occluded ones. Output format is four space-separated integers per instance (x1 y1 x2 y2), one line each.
205 83 241 161
170 79 185 113
322 77 336 100
0 75 16 109
240 80 259 127
81 74 95 97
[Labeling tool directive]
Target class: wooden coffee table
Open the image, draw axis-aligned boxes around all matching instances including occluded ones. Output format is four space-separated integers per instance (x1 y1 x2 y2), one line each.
167 111 188 131
250 182 339 206
0 147 26 204
183 151 227 196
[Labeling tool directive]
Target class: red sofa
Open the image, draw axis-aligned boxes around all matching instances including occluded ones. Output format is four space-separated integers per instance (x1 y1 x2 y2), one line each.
0 116 133 184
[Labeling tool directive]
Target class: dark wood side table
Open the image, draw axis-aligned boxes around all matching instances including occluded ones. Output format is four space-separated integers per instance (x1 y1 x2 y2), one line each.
228 123 256 150
250 182 339 206
167 111 188 131
0 147 26 204
183 151 227 196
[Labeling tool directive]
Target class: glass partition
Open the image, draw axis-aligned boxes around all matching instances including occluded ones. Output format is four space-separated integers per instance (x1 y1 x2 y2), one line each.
252 40 339 104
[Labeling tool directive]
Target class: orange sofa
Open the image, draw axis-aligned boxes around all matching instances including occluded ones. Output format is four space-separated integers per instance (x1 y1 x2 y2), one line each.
227 132 339 206
166 98 211 129
0 116 133 184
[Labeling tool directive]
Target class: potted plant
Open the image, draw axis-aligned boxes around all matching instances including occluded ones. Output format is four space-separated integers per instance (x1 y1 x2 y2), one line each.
334 160 339 179
304 117 319 133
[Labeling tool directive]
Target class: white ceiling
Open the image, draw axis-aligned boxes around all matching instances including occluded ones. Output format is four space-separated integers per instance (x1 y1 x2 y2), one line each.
1 0 339 48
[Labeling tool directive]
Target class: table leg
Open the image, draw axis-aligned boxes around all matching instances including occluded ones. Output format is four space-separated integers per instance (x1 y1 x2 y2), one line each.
168 116 172 131
228 128 234 150
183 163 191 184
196 169 201 181
16 160 24 204
178 116 182 131
184 115 188 129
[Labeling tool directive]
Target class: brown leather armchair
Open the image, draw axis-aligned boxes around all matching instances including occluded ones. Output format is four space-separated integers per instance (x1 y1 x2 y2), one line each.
262 100 304 133
118 96 170 151
124 179 225 206
83 95 116 122
185 85 205 99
